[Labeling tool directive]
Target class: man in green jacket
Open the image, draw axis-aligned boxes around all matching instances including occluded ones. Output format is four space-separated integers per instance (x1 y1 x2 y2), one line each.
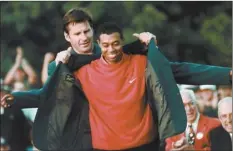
1 7 232 113
0 7 231 150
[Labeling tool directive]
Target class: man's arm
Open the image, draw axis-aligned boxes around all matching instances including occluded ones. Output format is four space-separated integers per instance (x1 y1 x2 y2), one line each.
122 40 147 55
170 62 231 85
1 61 56 109
11 89 43 108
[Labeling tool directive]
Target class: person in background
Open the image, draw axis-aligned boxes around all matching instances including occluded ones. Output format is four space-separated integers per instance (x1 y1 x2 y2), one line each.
199 85 218 117
3 46 37 92
209 97 232 151
0 81 32 151
165 89 220 151
217 85 232 100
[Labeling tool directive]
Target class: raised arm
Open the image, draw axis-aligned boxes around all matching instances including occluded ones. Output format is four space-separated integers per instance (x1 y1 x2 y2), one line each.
21 58 38 85
4 46 23 85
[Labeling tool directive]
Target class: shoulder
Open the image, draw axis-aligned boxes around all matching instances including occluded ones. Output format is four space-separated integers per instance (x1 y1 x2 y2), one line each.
73 59 99 78
130 54 147 64
210 125 224 134
201 115 220 127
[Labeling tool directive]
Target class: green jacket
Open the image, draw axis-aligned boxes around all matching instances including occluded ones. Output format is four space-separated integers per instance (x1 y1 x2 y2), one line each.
31 40 186 150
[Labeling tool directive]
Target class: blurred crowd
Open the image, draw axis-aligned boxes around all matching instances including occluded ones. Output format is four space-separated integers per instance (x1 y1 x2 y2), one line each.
0 46 55 151
0 46 232 151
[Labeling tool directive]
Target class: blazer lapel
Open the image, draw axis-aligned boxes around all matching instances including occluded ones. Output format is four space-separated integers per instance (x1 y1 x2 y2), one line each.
195 115 208 149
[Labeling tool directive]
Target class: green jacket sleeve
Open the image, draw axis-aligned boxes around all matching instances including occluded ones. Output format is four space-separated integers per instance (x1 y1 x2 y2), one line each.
11 61 56 109
169 62 231 85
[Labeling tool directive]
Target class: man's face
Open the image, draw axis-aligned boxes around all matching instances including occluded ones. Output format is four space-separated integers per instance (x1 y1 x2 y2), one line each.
14 69 25 82
201 89 214 101
98 32 123 64
181 93 198 123
218 102 232 133
64 21 94 54
218 88 232 100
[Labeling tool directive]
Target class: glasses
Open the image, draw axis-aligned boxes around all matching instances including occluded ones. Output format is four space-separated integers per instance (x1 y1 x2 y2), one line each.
219 113 232 120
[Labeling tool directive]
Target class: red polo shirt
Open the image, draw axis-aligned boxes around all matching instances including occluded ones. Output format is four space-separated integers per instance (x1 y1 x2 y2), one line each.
74 54 155 150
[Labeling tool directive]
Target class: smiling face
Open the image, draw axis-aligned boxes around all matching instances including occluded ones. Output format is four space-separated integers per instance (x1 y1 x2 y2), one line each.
64 21 94 54
97 32 123 64
218 98 232 133
180 90 198 123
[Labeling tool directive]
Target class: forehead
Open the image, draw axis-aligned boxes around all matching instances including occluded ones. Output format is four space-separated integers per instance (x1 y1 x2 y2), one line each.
67 21 91 33
99 32 121 43
181 92 193 104
219 102 232 114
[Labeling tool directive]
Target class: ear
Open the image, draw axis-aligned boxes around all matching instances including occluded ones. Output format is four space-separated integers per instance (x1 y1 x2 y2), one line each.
97 39 100 45
64 32 71 42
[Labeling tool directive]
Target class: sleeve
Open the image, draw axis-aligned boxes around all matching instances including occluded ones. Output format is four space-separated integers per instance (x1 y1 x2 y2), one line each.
11 88 43 108
122 40 147 55
170 62 231 85
48 61 56 77
67 54 100 72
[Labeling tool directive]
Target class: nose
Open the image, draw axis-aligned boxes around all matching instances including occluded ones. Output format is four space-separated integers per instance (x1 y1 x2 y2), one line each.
80 32 88 41
108 45 114 52
185 105 191 112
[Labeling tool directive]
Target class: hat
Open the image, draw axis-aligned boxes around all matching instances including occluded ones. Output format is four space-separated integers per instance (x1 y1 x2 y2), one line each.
180 84 199 90
199 85 216 91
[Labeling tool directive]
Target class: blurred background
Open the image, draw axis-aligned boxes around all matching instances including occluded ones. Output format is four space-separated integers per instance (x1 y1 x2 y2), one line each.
0 2 232 150
1 1 232 79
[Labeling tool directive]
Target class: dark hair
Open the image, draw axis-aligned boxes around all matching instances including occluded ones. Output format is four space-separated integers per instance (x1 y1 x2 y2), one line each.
63 8 93 33
96 22 124 40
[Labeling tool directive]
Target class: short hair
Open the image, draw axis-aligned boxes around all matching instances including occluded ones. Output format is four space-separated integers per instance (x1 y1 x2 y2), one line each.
180 89 197 103
218 97 232 115
96 22 124 40
63 8 93 33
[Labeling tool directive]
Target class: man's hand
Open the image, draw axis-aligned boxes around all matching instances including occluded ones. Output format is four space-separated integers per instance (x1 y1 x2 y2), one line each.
172 144 194 151
171 137 195 151
1 94 14 108
55 47 72 65
133 32 157 46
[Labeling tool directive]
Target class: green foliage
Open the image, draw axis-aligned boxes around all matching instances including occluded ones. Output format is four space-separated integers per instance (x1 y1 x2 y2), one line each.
200 12 232 56
1 2 232 77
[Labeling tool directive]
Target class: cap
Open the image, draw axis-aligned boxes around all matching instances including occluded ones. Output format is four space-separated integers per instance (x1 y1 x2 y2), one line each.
199 85 216 91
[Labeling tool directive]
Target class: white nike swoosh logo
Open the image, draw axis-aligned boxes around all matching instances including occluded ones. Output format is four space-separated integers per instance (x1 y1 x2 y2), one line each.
129 78 137 84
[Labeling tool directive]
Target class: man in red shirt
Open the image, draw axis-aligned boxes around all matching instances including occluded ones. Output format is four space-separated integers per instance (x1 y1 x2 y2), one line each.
165 89 220 151
74 22 157 150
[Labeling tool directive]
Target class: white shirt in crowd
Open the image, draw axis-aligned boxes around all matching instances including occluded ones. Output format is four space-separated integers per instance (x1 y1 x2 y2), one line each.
185 113 200 141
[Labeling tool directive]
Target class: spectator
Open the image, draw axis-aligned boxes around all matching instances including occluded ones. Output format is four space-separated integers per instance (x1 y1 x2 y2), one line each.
209 97 232 151
165 89 220 151
199 85 218 117
0 82 32 151
217 85 232 100
4 46 37 92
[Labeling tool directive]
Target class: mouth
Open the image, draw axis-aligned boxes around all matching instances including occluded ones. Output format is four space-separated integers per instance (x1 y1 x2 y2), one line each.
108 54 117 59
80 42 90 47
187 113 194 117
